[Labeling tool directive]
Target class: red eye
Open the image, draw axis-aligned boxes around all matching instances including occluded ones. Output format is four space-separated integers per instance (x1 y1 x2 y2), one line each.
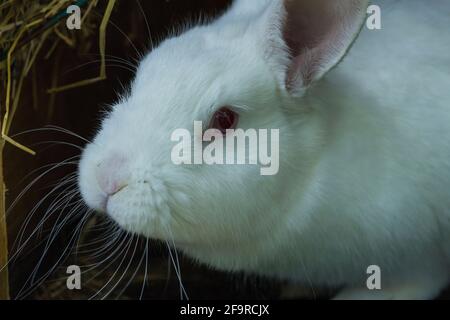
209 107 239 134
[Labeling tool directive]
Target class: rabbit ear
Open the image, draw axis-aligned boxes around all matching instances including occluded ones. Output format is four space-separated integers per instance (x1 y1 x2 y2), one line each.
261 0 369 96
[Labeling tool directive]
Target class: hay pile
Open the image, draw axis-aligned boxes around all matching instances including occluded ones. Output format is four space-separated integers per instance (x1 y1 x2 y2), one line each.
0 0 117 300
1 0 116 154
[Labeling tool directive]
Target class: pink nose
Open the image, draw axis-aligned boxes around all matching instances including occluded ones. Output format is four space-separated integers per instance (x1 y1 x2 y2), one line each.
96 154 129 195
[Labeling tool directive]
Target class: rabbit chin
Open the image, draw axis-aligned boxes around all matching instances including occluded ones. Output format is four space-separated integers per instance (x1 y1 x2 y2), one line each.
105 184 172 240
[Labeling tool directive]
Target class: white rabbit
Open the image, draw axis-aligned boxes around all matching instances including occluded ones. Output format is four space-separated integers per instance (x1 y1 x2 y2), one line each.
78 0 450 299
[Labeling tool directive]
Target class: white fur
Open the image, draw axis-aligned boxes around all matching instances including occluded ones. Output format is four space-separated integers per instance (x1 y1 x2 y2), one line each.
78 0 450 299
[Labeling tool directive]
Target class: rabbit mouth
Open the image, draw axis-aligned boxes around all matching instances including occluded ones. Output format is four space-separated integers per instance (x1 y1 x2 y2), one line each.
97 184 128 212
102 181 172 239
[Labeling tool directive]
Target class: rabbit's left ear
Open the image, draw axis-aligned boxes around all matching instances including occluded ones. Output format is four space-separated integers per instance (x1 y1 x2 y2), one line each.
260 0 369 96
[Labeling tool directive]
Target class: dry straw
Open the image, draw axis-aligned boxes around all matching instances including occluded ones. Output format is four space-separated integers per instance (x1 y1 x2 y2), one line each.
0 0 116 299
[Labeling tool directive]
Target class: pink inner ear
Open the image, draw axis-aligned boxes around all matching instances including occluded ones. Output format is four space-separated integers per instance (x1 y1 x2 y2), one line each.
281 0 368 92
284 0 335 54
